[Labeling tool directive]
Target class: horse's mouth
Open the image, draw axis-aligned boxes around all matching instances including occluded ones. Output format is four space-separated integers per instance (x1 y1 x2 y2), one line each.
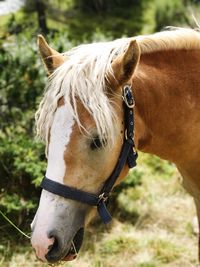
62 243 78 261
62 227 84 262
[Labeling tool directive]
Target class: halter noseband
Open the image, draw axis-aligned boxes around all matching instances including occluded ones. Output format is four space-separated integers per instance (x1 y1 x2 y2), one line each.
40 85 137 224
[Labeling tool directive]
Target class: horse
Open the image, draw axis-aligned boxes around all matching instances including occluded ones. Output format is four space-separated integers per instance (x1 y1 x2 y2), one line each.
31 27 200 264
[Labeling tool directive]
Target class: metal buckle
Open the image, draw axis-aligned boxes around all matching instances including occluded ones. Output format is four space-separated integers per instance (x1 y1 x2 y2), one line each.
125 129 134 141
123 85 135 108
98 192 108 203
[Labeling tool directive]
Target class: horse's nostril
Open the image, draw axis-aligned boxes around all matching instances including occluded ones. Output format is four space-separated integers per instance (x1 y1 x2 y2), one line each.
43 228 85 263
48 243 54 251
45 231 61 262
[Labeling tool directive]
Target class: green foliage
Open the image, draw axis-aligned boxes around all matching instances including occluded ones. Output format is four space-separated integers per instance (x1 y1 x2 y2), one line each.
115 169 143 193
139 153 175 179
0 39 42 235
0 34 73 230
0 193 35 213
153 0 189 31
66 0 152 40
0 0 195 42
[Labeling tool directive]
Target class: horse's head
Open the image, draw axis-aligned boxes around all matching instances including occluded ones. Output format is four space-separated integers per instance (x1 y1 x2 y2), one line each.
31 36 140 263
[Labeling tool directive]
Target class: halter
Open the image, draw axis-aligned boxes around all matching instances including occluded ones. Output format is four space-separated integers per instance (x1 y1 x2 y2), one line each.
40 85 137 224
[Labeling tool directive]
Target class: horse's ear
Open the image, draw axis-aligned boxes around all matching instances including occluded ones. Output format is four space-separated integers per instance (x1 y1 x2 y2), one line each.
112 39 140 85
37 35 65 75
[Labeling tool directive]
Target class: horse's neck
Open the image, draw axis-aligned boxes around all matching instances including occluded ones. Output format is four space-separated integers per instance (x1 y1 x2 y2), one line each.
133 49 200 164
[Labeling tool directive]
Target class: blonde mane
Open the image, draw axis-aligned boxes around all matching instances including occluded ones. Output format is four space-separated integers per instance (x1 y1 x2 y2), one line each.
138 27 200 54
36 28 200 146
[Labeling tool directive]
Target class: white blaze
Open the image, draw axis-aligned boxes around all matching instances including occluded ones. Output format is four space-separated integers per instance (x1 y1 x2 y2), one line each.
31 103 75 261
46 103 74 183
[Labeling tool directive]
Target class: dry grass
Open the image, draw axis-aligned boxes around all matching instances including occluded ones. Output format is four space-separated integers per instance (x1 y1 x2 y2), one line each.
1 154 198 267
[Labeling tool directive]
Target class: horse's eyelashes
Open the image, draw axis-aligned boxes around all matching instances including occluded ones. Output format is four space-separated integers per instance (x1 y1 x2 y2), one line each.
90 136 103 150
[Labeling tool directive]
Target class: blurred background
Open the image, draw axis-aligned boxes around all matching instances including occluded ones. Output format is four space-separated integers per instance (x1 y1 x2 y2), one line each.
0 0 200 266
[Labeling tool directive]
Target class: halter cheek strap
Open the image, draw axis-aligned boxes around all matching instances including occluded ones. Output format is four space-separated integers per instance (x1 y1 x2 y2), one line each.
40 85 137 224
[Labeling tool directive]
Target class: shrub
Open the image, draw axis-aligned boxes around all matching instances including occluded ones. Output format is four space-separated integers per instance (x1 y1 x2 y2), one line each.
0 34 73 230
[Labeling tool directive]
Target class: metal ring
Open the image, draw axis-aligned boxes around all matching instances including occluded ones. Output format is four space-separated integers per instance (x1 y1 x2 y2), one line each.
123 86 135 108
98 193 108 203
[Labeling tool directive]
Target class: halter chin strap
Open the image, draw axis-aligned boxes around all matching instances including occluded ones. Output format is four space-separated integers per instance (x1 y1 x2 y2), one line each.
40 85 138 224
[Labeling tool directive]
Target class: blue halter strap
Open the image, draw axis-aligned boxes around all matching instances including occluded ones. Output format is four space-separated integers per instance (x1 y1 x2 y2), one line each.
40 85 137 224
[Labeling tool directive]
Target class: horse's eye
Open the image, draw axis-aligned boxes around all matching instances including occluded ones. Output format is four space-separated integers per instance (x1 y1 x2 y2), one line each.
90 136 103 150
